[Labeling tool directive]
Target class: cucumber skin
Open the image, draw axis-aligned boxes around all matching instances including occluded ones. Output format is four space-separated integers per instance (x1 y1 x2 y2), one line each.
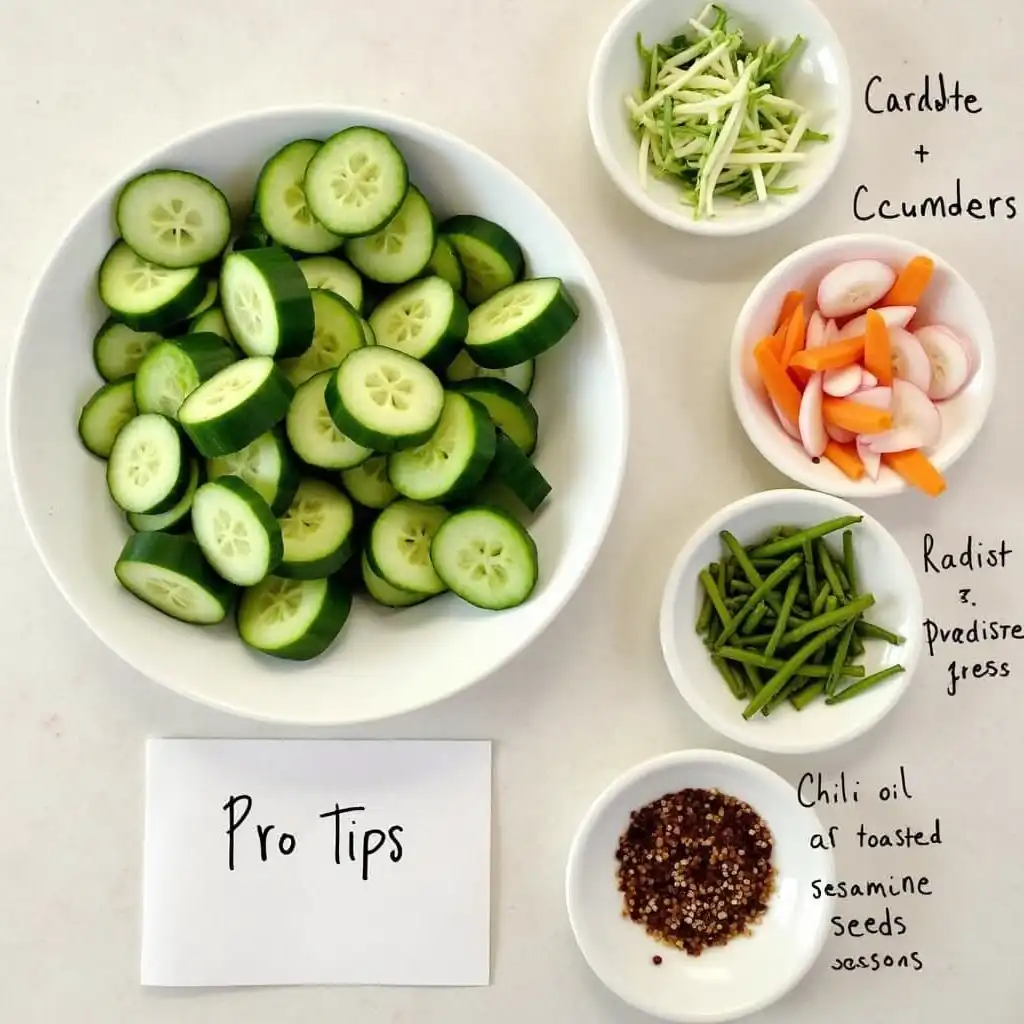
428 237 465 293
276 535 356 581
92 318 163 381
106 415 191 514
449 379 539 456
361 551 430 608
78 377 137 459
232 215 275 252
127 459 202 533
237 576 352 660
439 215 526 306
489 432 551 512
366 500 449 595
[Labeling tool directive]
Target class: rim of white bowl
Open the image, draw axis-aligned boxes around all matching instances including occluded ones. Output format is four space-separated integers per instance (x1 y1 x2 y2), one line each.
729 233 997 498
658 488 924 755
565 747 835 1022
587 0 853 237
5 104 631 725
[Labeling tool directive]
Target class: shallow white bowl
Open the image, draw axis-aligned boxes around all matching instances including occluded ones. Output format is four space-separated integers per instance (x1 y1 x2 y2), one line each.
566 749 834 1022
588 0 851 236
730 233 996 496
660 489 922 755
6 107 628 725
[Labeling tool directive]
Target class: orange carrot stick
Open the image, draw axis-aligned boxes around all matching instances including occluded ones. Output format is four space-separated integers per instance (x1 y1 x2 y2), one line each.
754 346 802 426
881 256 935 308
863 309 892 386
882 449 947 497
824 440 866 481
779 304 806 367
789 335 865 373
822 397 893 434
775 290 804 331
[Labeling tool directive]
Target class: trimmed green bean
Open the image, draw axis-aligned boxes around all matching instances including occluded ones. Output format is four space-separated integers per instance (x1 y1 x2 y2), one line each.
698 568 732 628
849 629 865 656
712 655 747 700
826 664 905 704
826 620 857 696
842 530 857 594
747 515 863 559
730 580 755 594
781 593 875 647
742 625 844 719
766 573 801 658
714 552 804 647
791 681 825 710
817 541 846 603
811 581 832 616
696 591 714 634
750 558 783 571
715 645 865 679
719 531 789 616
856 621 906 646
802 539 816 603
742 601 770 635
740 661 762 697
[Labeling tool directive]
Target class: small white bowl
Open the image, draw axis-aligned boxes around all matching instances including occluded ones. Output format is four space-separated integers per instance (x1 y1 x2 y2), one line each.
659 489 923 755
566 749 835 1022
730 233 996 497
588 0 851 236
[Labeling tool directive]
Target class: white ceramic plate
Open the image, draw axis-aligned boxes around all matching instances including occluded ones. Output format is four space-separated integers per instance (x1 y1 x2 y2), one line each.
660 489 923 755
6 107 628 725
566 749 835 1022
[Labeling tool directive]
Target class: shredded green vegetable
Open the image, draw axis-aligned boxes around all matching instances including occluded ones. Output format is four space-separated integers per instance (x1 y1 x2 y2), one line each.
628 3 830 219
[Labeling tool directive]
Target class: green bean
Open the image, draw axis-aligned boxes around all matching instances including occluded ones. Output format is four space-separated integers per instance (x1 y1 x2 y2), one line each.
750 558 783 571
763 676 805 715
747 515 863 559
722 555 735 594
826 620 857 696
811 581 832 616
856 621 905 646
791 681 825 710
725 595 746 610
740 661 762 697
716 557 728 600
842 530 857 594
719 531 789 616
765 573 801 658
698 568 732 629
781 593 875 647
714 553 804 647
848 629 865 656
742 601 770 635
801 539 816 603
696 580 714 633
712 655 747 700
728 632 774 648
716 646 865 679
817 540 846 603
826 664 905 704
706 614 721 645
834 558 851 594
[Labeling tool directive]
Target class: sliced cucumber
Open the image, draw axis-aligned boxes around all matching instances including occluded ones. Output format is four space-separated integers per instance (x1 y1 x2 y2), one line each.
369 276 467 371
187 279 219 319
361 551 429 608
304 126 409 237
238 575 351 660
256 140 343 254
206 429 299 515
233 216 274 252
345 186 435 285
465 278 578 368
286 370 372 470
98 240 206 331
220 246 314 358
127 458 201 533
388 391 495 502
277 478 355 579
78 377 137 458
445 347 535 395
340 455 398 510
134 332 236 419
178 356 294 457
115 531 235 624
440 215 525 306
278 288 365 387
191 476 284 586
93 318 163 380
116 169 231 269
449 378 538 455
106 413 189 514
367 500 448 595
326 346 444 452
428 236 465 293
298 255 363 312
189 306 234 343
430 506 538 609
360 318 376 345
489 433 551 512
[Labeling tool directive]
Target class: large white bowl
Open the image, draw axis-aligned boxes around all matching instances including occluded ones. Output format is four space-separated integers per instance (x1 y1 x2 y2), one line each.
7 107 628 725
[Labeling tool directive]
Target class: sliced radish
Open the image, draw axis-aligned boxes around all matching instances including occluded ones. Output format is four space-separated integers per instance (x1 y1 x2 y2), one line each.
859 370 878 389
817 260 897 320
861 380 941 453
856 436 881 480
888 327 932 393
826 423 856 443
798 372 827 458
823 364 863 398
837 305 916 340
853 385 893 411
772 398 801 440
914 325 971 400
823 319 839 344
928 323 976 376
805 310 826 349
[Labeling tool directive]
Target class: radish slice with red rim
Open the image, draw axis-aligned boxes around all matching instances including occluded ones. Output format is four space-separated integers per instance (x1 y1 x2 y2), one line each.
861 380 942 453
817 260 897 320
853 386 893 414
823 363 862 398
798 372 827 458
929 323 976 376
859 370 879 389
826 423 856 444
823 319 839 344
888 327 932 393
837 305 916 340
914 325 972 400
805 310 826 349
772 398 801 440
856 436 881 480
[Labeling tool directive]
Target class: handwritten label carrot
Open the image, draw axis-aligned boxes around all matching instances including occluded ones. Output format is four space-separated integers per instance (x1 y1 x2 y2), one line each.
774 290 804 332
779 304 806 368
863 309 893 386
789 335 866 373
822 397 894 434
754 345 802 427
823 440 866 481
881 449 947 497
880 256 935 308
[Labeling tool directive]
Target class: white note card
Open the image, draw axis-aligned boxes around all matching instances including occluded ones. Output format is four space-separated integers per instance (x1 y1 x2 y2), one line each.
142 738 492 988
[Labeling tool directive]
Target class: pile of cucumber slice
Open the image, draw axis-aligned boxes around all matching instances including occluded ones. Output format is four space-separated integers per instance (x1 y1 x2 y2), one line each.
77 125 580 662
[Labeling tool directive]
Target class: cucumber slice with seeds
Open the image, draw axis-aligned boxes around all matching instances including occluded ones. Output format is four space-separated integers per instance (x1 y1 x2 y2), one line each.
278 288 365 387
449 378 539 455
220 246 314 358
127 458 201 533
388 391 495 502
277 478 356 579
345 186 435 284
465 278 578 368
189 306 234 344
99 240 207 332
78 377 137 458
430 506 538 609
178 356 294 457
428 236 465 293
445 348 535 395
238 575 352 660
115 532 235 625
256 139 343 254
369 276 467 371
206 429 299 516
304 126 409 237
368 500 449 595
326 346 444 452
361 551 429 608
93 318 163 381
187 280 219 319
106 413 190 514
441 215 525 306
298 256 363 312
116 169 231 269
340 455 398 509
134 332 237 419
286 370 372 470
489 433 551 512
191 476 284 586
